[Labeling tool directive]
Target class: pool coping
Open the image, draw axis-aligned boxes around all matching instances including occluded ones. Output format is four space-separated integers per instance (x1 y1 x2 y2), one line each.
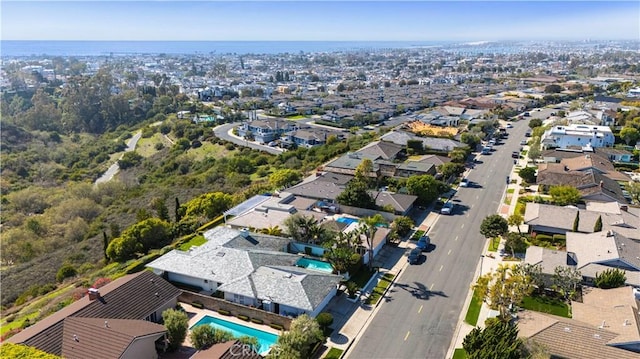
181 302 283 347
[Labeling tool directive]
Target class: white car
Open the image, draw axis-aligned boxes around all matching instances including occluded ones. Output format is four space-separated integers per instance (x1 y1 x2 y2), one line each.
440 201 454 215
460 178 469 187
506 123 513 128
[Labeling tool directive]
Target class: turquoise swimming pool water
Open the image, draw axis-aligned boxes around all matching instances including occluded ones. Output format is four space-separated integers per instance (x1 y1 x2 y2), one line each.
336 216 358 225
296 257 334 273
191 315 279 355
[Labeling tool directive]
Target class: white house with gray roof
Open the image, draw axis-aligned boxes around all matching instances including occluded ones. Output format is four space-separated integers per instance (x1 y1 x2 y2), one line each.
146 227 341 317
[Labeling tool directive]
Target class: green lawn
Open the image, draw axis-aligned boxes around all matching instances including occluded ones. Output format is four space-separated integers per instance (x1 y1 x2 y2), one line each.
520 295 570 318
349 268 375 288
364 273 396 305
411 230 425 241
453 348 468 359
506 188 515 194
487 237 500 252
286 115 309 120
178 234 206 251
325 347 344 359
464 289 482 326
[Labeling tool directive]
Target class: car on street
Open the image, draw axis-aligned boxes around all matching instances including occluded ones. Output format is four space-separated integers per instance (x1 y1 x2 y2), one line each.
520 139 528 145
460 178 469 187
440 201 454 215
511 151 519 159
408 247 422 264
417 235 430 251
506 123 513 128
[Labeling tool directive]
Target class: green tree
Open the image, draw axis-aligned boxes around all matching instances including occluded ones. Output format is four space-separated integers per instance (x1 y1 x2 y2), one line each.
438 162 465 179
118 151 143 169
269 169 302 188
0 343 62 359
183 192 234 221
315 312 334 330
190 325 216 350
552 266 582 301
336 178 376 209
106 218 172 261
151 197 170 222
360 214 387 271
549 185 581 206
620 127 639 145
406 139 425 155
544 84 563 94
518 167 537 184
572 211 580 232
473 264 534 322
163 308 189 351
507 213 524 235
460 132 480 149
406 175 449 205
625 181 640 204
594 215 603 232
56 263 77 283
528 118 543 129
463 320 524 359
391 216 414 237
480 214 509 239
504 233 527 258
595 268 627 289
267 314 323 359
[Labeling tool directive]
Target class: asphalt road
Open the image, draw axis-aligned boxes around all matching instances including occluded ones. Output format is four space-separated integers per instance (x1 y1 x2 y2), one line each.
347 120 531 359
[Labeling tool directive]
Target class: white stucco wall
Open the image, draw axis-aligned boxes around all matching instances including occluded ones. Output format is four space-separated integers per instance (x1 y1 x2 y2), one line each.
121 334 165 359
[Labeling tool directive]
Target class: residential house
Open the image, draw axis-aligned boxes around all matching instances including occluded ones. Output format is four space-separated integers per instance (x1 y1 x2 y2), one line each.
281 128 335 148
146 227 341 318
596 147 635 164
7 271 180 358
516 309 640 359
524 230 640 287
237 118 298 144
380 130 465 153
541 124 615 150
523 202 639 239
369 191 417 215
285 172 352 204
536 164 629 204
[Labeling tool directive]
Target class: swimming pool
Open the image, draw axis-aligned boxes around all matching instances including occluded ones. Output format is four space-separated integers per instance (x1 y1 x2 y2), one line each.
191 315 279 355
296 257 334 273
336 216 359 225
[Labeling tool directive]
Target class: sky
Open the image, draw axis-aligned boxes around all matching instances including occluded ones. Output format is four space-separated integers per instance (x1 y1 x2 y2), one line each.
2 1 639 41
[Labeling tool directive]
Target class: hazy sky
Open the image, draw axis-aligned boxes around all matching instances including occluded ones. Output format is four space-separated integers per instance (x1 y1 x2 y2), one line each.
2 1 639 41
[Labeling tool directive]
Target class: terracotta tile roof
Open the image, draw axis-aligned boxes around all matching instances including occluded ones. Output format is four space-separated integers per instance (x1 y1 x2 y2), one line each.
8 271 181 356
61 317 166 359
191 340 263 359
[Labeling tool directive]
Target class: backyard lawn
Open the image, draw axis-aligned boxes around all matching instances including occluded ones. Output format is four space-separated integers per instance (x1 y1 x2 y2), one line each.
520 295 570 318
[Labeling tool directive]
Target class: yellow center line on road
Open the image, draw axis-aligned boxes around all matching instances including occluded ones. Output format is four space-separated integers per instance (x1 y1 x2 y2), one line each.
439 265 443 272
448 249 452 255
455 236 459 241
430 283 435 290
461 223 465 229
418 305 423 313
404 331 411 341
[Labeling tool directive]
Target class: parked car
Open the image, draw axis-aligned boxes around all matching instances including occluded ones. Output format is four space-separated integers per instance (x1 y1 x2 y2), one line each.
511 151 519 159
520 139 528 145
408 247 422 264
417 235 430 251
506 123 513 128
440 201 454 215
460 178 469 187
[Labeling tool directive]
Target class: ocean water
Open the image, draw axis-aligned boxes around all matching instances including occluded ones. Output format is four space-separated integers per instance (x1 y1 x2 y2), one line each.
0 40 448 57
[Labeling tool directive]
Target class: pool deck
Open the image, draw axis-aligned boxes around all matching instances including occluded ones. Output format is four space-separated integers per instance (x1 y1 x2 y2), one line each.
182 302 282 347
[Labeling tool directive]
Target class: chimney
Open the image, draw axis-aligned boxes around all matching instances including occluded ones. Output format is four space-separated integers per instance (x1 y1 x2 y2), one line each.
88 288 100 301
599 180 604 188
240 228 250 238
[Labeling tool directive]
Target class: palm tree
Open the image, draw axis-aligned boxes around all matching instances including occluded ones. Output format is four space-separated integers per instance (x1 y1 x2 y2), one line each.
261 225 283 236
359 214 387 271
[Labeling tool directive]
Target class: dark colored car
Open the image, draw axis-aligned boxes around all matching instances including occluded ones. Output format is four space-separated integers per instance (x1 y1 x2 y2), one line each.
408 248 422 264
511 151 519 159
417 235 430 251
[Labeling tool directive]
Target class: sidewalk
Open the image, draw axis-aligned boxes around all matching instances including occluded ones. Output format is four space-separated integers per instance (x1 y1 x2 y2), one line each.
318 210 441 357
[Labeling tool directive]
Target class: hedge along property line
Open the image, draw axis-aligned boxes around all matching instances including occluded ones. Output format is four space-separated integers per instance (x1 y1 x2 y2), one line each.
251 318 263 324
196 214 226 232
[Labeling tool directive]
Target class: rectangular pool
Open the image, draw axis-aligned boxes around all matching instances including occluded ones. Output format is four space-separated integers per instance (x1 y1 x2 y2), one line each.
296 257 334 273
191 315 279 355
336 216 358 225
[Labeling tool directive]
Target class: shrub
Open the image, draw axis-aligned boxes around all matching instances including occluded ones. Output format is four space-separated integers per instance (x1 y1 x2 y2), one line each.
595 268 627 289
270 323 284 331
163 308 189 351
316 312 334 328
251 318 264 324
56 264 77 283
190 325 215 350
535 234 553 242
217 309 230 315
191 301 204 309
237 315 249 321
92 277 112 289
